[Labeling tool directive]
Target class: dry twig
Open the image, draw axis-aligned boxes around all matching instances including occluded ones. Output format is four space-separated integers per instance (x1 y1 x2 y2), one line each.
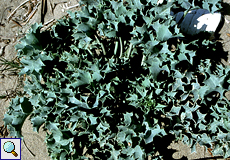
8 0 40 26
61 3 79 10
23 0 33 18
0 125 10 138
7 0 30 22
21 2 40 25
43 18 55 26
0 45 6 56
11 19 22 28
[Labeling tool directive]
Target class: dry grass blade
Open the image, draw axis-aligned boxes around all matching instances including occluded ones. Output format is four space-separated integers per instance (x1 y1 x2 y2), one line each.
207 148 213 157
22 140 36 157
7 0 30 22
62 3 80 10
0 125 10 138
23 0 33 18
44 18 55 25
11 19 22 28
0 45 6 56
0 90 14 101
21 2 40 25
0 57 22 74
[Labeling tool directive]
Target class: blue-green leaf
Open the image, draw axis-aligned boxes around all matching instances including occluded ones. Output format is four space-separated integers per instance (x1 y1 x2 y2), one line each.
31 116 45 132
152 21 172 41
124 112 133 126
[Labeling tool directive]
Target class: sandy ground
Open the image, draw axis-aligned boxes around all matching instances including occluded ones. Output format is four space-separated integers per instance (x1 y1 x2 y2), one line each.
1 0 230 159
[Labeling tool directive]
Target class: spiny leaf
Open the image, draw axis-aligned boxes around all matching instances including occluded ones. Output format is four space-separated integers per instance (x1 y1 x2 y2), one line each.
152 21 172 41
147 57 161 80
71 71 92 88
134 145 144 159
124 112 133 126
31 116 45 132
20 58 45 74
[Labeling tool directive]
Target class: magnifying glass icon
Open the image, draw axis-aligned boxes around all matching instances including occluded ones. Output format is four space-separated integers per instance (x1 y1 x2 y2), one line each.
3 141 18 157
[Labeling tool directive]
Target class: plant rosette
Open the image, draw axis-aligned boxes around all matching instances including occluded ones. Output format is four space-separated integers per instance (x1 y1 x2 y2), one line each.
3 0 230 159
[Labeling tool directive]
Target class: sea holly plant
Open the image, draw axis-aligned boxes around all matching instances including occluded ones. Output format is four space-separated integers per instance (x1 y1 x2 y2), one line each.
3 0 230 159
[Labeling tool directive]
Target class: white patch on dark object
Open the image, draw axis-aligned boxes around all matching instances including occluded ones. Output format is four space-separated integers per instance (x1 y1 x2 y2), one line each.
171 9 222 36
